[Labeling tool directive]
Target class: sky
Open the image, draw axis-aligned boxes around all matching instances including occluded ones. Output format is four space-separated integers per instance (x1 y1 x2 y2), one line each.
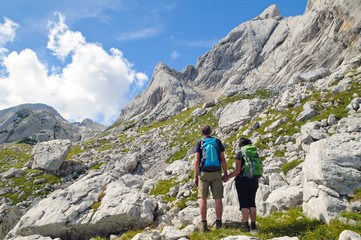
0 0 307 126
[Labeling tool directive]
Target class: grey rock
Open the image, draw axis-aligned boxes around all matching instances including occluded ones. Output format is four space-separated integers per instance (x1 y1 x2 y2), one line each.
190 108 207 117
303 133 361 223
296 68 331 82
221 235 260 240
296 102 317 122
0 204 23 240
265 117 289 132
263 186 303 215
31 140 72 171
3 168 26 179
219 99 269 133
327 114 339 126
347 98 361 111
339 230 361 240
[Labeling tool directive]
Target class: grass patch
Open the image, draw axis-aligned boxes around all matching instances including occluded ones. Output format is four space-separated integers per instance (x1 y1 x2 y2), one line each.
91 191 106 212
281 160 304 175
0 170 62 204
350 188 361 202
189 208 361 240
149 178 178 196
0 144 32 171
119 230 143 240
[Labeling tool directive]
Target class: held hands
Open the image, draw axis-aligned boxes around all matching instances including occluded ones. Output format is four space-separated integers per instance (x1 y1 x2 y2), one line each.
222 174 229 183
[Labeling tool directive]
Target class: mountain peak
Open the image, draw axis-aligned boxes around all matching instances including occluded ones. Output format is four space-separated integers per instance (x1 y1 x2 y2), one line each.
259 4 281 19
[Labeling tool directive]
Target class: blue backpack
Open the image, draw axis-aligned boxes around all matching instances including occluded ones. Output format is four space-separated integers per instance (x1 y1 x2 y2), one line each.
200 138 221 172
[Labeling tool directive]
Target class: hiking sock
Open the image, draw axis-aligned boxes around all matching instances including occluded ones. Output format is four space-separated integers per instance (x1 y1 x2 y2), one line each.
242 222 250 232
201 220 209 232
251 222 257 230
215 219 222 229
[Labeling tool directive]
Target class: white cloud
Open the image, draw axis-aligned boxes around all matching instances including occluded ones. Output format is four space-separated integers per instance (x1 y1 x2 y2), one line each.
47 12 85 60
0 17 19 47
171 50 180 60
0 13 148 126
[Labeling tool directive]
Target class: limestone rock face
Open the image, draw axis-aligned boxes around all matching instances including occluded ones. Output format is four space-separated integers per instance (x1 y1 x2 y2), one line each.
116 0 361 124
303 133 361 223
6 157 158 240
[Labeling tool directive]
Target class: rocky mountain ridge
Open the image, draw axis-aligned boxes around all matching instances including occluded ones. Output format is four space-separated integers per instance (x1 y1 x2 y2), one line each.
115 0 361 125
0 104 106 145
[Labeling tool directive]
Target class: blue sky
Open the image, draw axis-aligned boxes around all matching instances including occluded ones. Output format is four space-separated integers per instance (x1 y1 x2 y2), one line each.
0 0 307 125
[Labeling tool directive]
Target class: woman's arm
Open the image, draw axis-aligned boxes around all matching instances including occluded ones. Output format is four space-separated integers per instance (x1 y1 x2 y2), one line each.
224 159 242 181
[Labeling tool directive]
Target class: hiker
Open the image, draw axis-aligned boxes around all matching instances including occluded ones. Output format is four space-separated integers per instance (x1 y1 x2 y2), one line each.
193 124 228 232
222 137 262 232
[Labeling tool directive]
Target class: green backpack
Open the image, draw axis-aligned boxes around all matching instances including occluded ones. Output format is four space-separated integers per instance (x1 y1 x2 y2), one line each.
241 145 263 178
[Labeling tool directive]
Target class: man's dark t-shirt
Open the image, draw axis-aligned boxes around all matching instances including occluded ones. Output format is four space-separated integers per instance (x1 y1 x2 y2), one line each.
194 136 225 155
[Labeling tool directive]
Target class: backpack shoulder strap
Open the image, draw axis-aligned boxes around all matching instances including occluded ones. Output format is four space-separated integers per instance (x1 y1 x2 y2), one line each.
241 146 249 159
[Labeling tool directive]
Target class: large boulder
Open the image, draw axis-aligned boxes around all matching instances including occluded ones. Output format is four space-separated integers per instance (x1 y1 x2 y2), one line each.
219 99 269 133
260 186 303 216
31 140 72 171
303 133 361 223
6 154 158 240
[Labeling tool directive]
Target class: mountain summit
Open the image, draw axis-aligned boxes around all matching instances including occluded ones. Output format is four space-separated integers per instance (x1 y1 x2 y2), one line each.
115 0 361 125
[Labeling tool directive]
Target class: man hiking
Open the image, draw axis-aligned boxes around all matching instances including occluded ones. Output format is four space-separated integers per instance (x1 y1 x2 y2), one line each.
193 124 228 232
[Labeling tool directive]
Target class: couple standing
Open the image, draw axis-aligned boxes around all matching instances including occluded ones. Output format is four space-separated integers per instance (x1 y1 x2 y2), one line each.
193 124 260 232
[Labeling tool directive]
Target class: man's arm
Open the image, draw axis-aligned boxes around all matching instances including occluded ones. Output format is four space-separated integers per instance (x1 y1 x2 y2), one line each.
194 152 201 186
220 152 228 177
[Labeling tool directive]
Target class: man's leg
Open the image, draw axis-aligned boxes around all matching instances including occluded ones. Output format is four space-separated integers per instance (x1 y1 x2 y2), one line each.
199 198 208 221
215 198 223 220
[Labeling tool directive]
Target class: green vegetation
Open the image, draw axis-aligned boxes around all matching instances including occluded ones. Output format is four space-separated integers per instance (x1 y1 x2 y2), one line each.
351 188 361 202
119 230 142 240
281 160 304 175
0 143 63 204
91 191 106 212
0 144 32 170
189 208 361 240
149 178 178 196
0 169 62 204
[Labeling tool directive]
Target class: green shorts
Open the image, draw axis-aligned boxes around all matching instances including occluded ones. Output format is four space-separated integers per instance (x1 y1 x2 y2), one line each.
198 171 223 199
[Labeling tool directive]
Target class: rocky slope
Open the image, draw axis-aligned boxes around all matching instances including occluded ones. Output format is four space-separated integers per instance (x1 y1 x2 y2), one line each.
0 104 106 144
115 0 361 125
1 55 360 240
0 0 361 239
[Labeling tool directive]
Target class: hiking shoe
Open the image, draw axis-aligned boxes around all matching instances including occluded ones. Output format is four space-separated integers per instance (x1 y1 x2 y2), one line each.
242 222 250 232
201 221 209 232
251 222 257 230
215 219 222 229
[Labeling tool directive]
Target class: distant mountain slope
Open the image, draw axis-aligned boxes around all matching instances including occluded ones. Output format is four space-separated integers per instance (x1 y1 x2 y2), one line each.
114 0 361 125
0 103 64 121
0 103 106 144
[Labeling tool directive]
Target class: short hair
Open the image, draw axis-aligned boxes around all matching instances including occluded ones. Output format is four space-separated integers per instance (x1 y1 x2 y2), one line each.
201 124 212 136
239 137 252 147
